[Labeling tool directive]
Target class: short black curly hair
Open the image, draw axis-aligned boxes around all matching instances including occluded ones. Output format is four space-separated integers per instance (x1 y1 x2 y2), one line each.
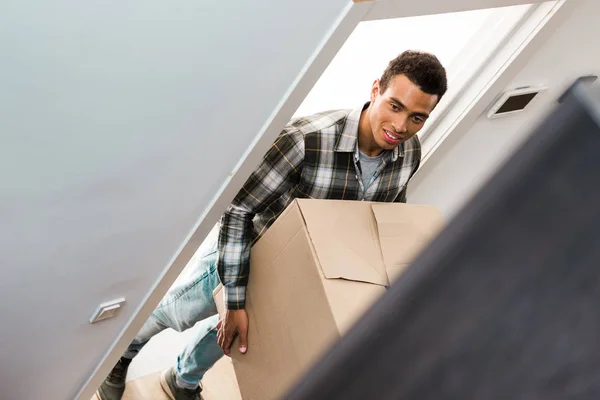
380 50 448 102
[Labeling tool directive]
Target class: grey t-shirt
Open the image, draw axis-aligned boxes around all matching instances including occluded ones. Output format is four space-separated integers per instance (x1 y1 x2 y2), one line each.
359 150 384 190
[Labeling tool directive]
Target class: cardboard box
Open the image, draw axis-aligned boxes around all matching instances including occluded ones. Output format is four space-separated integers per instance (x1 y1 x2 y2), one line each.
213 199 443 399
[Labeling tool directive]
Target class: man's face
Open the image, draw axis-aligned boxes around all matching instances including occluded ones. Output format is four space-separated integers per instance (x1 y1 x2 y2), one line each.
368 74 439 151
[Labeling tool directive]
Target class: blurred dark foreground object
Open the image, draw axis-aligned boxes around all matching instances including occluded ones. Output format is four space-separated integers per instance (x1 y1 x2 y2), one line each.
283 82 600 400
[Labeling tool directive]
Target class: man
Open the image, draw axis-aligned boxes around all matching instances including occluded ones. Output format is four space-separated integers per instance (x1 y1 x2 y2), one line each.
96 50 447 400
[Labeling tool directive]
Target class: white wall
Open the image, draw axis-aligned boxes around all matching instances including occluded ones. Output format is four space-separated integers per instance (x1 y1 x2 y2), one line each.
409 0 598 218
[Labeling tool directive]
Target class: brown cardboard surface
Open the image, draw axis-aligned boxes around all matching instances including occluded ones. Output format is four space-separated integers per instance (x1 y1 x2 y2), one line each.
320 277 386 335
235 203 340 399
297 199 389 286
372 203 444 283
213 199 443 400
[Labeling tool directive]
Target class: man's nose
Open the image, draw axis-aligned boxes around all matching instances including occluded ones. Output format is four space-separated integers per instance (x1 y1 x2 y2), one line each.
392 117 408 133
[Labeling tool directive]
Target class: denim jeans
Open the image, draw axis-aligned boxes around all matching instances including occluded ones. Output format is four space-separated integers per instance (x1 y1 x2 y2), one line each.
123 227 223 390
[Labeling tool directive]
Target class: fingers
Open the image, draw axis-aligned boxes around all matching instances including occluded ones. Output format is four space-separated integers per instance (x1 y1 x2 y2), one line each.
238 318 248 354
217 317 235 356
216 311 249 357
217 321 231 356
222 328 234 357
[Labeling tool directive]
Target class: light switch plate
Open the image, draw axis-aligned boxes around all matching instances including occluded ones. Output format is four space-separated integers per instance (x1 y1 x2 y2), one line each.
89 298 126 324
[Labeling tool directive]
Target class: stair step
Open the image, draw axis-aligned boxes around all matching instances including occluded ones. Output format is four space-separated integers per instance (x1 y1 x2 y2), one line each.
94 357 241 400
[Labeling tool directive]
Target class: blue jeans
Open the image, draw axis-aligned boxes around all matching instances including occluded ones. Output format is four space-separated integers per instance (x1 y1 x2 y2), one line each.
123 228 223 390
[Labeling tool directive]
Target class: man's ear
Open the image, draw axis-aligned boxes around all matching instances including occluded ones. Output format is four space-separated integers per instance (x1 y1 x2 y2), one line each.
370 79 380 102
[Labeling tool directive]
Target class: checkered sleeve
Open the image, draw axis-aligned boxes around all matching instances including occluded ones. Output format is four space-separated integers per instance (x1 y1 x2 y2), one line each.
396 186 408 203
395 137 422 203
217 128 305 309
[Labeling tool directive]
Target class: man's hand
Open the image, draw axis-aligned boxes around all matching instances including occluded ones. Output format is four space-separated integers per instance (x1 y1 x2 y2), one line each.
216 309 249 356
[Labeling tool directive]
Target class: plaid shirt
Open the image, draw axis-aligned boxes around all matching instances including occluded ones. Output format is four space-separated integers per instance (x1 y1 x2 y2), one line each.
217 102 421 309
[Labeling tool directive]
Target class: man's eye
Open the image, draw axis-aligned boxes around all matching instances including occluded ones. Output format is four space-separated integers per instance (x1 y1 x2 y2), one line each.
412 116 424 124
391 104 399 111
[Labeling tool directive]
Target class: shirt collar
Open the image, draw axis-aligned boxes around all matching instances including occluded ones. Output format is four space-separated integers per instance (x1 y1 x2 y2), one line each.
335 102 403 162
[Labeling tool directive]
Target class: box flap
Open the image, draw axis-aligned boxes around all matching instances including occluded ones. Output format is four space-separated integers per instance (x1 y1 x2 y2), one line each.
371 203 444 283
295 199 389 287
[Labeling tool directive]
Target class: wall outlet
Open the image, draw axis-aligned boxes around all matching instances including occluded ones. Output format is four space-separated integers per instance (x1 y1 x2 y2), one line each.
89 298 126 324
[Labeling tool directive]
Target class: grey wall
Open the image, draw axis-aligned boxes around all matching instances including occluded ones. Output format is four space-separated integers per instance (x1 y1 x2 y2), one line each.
0 1 351 398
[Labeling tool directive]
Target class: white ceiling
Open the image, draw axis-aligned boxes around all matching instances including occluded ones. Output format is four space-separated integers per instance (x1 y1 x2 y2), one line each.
0 0 591 399
362 0 550 20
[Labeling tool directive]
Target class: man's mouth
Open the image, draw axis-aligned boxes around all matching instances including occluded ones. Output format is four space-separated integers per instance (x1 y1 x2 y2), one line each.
383 130 402 143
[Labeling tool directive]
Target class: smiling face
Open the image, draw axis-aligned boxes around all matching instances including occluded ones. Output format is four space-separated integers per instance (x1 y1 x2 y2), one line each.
366 74 439 152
